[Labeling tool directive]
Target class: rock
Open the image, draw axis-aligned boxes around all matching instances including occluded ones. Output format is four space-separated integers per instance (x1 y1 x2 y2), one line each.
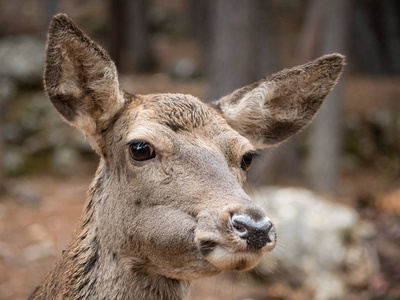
23 240 54 262
1 91 91 175
0 241 15 262
252 187 378 300
168 58 199 80
8 184 41 206
0 76 16 108
0 35 44 85
51 146 81 176
2 149 26 175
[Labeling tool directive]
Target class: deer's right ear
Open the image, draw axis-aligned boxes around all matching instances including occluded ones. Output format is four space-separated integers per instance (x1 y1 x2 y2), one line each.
44 14 124 140
214 54 344 148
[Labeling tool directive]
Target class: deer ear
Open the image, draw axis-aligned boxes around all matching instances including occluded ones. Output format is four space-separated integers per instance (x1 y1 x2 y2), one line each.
44 14 124 139
215 54 345 148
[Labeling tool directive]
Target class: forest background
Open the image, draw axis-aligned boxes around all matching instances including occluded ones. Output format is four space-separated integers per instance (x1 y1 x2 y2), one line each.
0 1 399 299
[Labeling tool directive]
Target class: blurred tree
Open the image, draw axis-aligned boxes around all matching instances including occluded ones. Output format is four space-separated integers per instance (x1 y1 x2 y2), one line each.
189 0 211 49
307 0 351 195
208 0 300 187
351 0 400 75
208 0 279 99
126 0 157 72
381 0 400 73
108 0 156 72
108 0 126 68
295 0 325 64
249 1 303 187
261 0 328 189
208 0 258 99
0 95 6 195
0 132 4 195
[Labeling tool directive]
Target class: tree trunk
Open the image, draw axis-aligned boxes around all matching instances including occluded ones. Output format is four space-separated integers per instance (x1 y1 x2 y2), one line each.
189 0 211 48
381 0 400 74
126 0 156 72
108 0 127 69
308 0 350 195
294 0 325 64
351 0 385 74
209 0 298 187
253 0 281 77
209 0 258 100
0 96 5 195
108 0 156 72
0 133 4 195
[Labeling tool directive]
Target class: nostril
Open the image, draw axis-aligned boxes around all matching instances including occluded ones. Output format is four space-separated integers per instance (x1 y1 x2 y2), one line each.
232 220 247 234
231 215 249 237
259 220 273 232
231 214 274 250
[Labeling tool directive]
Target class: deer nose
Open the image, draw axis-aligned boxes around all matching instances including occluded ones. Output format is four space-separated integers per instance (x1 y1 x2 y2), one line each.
231 214 273 250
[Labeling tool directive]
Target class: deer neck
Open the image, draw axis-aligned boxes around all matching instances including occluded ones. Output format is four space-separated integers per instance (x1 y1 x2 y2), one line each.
48 166 190 300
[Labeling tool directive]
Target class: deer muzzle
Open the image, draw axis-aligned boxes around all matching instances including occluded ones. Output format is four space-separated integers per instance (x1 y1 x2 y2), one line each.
195 204 276 271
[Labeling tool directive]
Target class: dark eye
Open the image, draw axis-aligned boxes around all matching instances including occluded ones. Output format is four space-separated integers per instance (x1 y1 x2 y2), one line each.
240 151 257 171
128 140 156 161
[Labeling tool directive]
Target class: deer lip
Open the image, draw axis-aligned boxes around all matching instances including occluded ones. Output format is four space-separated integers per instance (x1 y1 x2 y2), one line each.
199 242 264 271
199 240 218 256
198 233 276 271
199 239 260 255
199 236 276 257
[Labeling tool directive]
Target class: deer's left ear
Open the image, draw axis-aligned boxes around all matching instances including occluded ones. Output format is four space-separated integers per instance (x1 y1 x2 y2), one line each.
214 54 345 148
44 13 124 139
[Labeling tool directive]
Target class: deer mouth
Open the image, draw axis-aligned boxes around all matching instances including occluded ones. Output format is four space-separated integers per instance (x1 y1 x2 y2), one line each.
195 207 276 271
198 225 276 271
198 240 265 271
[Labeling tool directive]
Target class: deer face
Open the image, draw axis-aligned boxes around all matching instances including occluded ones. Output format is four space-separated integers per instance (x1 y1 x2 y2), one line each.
98 93 276 279
44 14 343 281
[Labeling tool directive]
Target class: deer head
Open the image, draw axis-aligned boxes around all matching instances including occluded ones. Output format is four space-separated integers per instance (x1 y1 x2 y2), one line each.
42 13 344 291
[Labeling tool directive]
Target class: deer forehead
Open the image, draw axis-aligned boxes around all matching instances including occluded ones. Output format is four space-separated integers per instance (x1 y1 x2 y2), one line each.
121 93 254 158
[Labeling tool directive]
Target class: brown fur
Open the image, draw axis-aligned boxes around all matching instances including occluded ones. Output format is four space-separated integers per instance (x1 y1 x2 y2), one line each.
30 14 344 300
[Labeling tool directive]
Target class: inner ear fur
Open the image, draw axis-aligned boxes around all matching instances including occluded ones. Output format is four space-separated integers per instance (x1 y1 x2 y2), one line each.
44 13 124 138
215 54 345 148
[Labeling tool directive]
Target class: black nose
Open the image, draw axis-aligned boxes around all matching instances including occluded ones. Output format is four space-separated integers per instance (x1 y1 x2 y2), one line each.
231 214 273 250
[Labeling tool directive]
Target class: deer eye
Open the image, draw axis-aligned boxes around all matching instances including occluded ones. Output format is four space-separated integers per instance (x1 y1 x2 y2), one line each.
128 140 156 161
240 151 258 171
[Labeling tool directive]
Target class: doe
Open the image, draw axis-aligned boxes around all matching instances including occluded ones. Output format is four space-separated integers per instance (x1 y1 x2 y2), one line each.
30 14 344 300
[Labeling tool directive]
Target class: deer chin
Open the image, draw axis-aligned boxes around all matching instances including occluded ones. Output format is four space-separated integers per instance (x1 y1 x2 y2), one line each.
198 228 277 272
203 244 264 271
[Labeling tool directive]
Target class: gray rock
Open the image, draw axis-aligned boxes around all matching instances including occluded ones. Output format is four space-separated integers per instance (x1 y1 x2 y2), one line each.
253 187 378 300
169 58 199 80
23 240 54 262
0 76 16 108
51 146 81 176
3 149 25 174
0 35 44 85
9 184 41 207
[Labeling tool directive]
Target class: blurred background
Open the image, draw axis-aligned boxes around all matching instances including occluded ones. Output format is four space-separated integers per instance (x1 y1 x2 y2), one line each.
0 0 399 299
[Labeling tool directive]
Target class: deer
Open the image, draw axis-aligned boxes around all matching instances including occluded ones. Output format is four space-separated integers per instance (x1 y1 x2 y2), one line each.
29 13 344 300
